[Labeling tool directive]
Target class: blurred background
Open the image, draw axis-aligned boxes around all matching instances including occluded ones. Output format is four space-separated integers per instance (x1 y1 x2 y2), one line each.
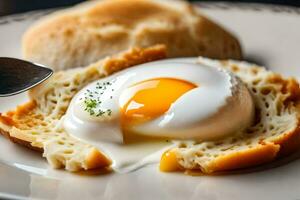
0 0 300 16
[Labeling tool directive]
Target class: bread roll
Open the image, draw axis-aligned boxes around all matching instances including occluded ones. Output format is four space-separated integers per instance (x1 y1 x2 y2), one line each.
22 0 242 71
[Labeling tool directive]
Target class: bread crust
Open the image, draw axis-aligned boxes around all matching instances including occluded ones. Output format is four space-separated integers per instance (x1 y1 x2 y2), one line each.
207 142 280 173
0 129 43 152
182 127 300 175
274 121 300 157
163 128 300 174
0 101 43 152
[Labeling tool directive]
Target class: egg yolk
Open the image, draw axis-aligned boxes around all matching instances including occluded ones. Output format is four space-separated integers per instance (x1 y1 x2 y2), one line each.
160 150 182 172
120 78 197 128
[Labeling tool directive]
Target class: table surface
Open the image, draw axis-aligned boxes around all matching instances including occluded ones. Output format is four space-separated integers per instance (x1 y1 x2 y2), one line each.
0 0 300 16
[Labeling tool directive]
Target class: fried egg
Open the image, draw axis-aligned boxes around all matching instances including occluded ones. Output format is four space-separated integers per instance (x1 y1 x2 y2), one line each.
63 58 254 172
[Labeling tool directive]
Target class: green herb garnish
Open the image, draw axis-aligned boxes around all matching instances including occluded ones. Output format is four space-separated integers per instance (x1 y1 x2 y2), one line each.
83 81 114 117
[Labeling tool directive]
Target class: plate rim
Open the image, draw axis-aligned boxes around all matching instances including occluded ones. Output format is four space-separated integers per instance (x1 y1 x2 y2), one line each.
0 2 300 25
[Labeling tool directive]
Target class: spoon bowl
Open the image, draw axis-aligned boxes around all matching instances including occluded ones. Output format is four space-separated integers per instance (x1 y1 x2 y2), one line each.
0 57 53 97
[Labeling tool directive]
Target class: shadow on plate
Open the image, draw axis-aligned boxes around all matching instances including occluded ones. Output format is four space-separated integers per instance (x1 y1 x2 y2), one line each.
244 53 268 68
74 167 113 177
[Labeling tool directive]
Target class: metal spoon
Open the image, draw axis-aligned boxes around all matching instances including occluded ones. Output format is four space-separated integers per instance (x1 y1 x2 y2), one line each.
0 57 53 97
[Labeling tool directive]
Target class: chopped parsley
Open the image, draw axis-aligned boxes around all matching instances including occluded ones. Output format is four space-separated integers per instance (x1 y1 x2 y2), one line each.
83 81 114 117
84 99 98 115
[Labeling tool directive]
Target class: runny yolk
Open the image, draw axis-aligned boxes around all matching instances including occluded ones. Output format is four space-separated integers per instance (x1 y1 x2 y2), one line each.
160 150 182 172
120 77 197 127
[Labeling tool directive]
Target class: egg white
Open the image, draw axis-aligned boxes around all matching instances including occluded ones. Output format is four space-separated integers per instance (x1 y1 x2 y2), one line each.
63 58 254 172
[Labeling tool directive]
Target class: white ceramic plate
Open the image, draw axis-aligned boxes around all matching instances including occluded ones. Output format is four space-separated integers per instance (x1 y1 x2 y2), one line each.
1 2 300 200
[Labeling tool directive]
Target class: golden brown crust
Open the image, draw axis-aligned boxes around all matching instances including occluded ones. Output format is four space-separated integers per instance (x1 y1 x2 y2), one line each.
273 121 300 157
100 44 167 75
0 101 43 152
22 0 241 71
199 125 300 174
86 148 112 169
0 129 43 152
179 129 300 174
207 143 280 173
